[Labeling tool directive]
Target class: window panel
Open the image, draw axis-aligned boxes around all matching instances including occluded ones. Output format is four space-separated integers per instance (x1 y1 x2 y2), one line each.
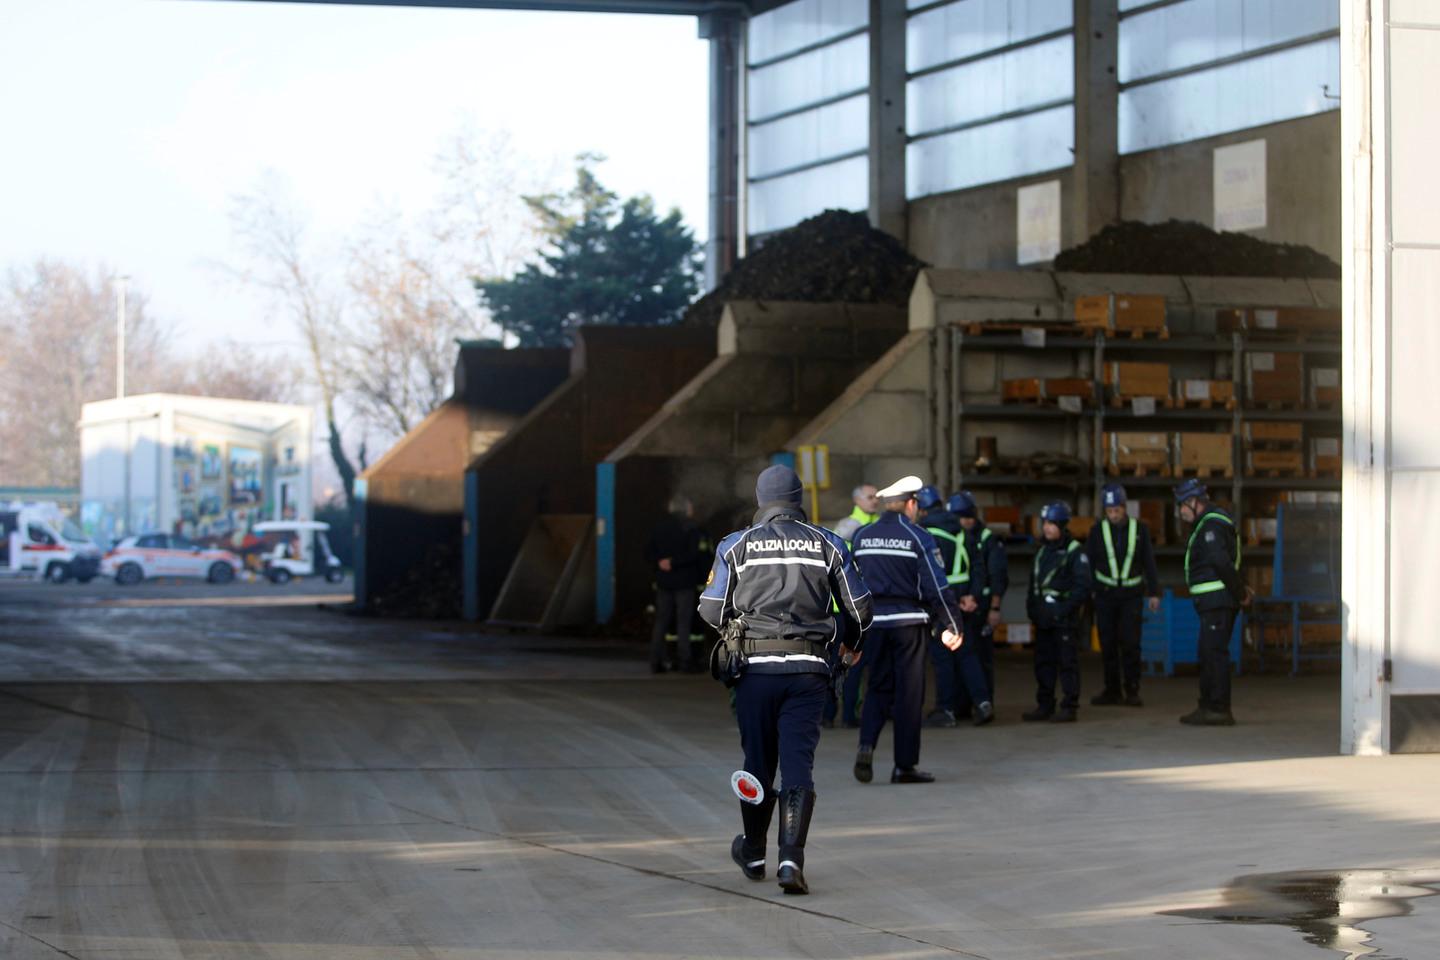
1120 0 1340 83
747 155 868 235
748 94 868 180
907 105 1073 198
748 0 867 65
748 32 868 120
907 0 1072 73
907 35 1072 136
1119 38 1339 153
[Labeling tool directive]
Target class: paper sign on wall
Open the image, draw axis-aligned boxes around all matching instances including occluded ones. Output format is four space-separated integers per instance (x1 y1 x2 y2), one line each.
1214 139 1267 232
1017 180 1062 265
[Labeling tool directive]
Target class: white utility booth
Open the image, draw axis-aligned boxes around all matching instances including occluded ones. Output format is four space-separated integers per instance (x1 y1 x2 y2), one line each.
79 394 314 546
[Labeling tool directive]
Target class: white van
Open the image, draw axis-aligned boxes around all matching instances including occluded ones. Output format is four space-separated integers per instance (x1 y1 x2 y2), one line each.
0 501 103 583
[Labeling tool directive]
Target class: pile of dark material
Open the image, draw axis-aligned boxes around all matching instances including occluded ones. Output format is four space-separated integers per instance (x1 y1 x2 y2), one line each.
367 541 461 621
1054 220 1340 279
684 210 926 327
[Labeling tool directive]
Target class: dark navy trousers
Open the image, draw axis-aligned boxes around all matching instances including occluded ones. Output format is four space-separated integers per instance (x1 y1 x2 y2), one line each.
931 610 991 712
1095 594 1144 696
1033 624 1080 711
735 671 828 793
859 624 927 769
1198 606 1237 711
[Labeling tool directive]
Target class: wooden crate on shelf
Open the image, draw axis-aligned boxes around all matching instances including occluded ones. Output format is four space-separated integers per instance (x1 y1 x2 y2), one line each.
1126 498 1169 545
1242 421 1304 449
1001 377 1095 406
1310 437 1342 477
1246 448 1306 477
1245 351 1305 407
1173 432 1234 477
1245 517 1279 545
1105 431 1172 476
1310 367 1341 408
1002 378 1044 402
1105 362 1172 404
1175 378 1236 409
1217 307 1341 336
1075 294 1169 338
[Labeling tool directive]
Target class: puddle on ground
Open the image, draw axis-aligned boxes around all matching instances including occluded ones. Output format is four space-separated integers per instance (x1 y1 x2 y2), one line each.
1164 869 1440 959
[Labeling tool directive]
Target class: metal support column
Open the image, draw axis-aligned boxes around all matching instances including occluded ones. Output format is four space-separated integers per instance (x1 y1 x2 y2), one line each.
700 12 743 291
868 0 907 243
1071 0 1119 248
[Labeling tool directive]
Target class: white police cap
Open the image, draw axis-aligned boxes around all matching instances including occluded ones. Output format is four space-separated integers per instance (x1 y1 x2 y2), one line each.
876 475 925 499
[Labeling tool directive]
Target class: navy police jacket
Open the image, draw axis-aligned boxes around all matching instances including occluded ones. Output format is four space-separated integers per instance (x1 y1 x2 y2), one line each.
850 512 964 635
698 504 873 675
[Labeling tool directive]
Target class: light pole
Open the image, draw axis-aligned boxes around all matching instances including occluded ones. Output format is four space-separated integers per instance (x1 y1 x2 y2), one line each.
116 274 129 399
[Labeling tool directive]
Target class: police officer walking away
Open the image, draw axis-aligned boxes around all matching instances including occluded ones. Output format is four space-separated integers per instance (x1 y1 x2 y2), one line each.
1085 483 1160 707
1023 502 1092 723
699 465 872 895
916 486 985 728
951 491 1006 723
851 476 965 784
1175 479 1248 726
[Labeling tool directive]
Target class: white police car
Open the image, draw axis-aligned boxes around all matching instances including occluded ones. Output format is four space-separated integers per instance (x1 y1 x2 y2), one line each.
102 533 243 586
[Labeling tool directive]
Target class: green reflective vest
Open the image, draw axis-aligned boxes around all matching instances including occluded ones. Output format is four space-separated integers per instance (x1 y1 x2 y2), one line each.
1185 510 1241 595
1095 519 1142 588
1033 540 1081 598
926 526 968 585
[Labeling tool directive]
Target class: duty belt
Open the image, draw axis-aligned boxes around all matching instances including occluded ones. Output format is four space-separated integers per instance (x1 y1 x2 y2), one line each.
745 637 829 656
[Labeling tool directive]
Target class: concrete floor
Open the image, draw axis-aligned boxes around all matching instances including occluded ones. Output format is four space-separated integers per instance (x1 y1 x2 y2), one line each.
1 579 1438 960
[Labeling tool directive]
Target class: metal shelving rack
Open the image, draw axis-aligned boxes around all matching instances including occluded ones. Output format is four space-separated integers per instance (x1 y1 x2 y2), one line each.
939 324 1343 536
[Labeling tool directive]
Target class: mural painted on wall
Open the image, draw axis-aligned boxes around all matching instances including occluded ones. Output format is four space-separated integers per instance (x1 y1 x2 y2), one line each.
228 446 262 506
200 443 223 480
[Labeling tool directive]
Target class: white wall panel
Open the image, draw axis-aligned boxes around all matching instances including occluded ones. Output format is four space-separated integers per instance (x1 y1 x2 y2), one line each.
748 94 867 179
1389 472 1440 693
1388 29 1440 246
1390 250 1440 470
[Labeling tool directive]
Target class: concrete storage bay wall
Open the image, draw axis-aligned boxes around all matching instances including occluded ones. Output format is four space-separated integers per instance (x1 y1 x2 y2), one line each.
598 301 906 622
909 113 1340 272
463 326 714 622
356 345 569 612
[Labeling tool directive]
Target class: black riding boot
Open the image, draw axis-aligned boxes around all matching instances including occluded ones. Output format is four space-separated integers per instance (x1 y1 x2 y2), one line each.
731 792 776 881
776 787 816 895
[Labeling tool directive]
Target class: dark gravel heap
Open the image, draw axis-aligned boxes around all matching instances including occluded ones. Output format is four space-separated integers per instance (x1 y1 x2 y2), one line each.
368 541 461 621
684 209 926 327
1054 220 1340 279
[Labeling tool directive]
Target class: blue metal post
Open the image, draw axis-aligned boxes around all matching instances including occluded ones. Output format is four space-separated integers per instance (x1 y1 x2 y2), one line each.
352 478 368 609
595 462 616 624
462 471 480 622
770 451 796 469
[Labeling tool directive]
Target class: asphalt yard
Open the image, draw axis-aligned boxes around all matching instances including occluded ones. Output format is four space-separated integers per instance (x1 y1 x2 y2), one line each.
1 578 1437 959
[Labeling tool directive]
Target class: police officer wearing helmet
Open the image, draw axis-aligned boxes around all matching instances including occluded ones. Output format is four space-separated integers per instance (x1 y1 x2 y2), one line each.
1084 483 1160 707
949 491 1007 723
850 476 965 784
917 486 985 728
1174 478 1248 726
1024 501 1092 723
699 465 872 895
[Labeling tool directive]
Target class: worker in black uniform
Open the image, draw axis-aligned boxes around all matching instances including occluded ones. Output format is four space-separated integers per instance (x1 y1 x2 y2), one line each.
851 475 965 784
917 485 985 728
950 491 1005 724
1085 483 1160 707
699 464 872 895
645 494 709 673
1175 478 1248 726
1023 501 1092 723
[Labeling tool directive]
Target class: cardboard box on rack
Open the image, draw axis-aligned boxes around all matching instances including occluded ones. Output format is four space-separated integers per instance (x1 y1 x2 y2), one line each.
1105 362 1171 399
1245 351 1305 405
1174 432 1234 472
1075 294 1167 334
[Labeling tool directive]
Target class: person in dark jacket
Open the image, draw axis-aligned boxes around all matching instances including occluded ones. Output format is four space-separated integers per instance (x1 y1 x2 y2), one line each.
1023 501 1092 723
645 495 709 673
851 476 965 785
1175 479 1249 726
1085 483 1161 707
951 491 1006 724
917 486 984 728
699 465 872 895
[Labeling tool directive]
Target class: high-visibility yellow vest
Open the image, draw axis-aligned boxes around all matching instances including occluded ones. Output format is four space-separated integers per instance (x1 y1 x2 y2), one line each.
926 526 969 585
1185 511 1240 595
1095 519 1143 588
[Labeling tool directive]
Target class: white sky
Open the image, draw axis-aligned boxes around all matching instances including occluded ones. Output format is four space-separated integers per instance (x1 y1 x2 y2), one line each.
0 0 711 354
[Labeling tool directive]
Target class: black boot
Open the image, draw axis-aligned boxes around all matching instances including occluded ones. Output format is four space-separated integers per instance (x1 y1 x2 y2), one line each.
731 792 775 881
776 787 816 895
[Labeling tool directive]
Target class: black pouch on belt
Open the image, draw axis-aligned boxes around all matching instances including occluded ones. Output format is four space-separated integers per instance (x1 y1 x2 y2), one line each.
709 619 748 688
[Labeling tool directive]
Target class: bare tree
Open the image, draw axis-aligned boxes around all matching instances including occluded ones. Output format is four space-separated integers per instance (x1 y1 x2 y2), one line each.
0 259 169 487
227 175 362 508
163 342 301 404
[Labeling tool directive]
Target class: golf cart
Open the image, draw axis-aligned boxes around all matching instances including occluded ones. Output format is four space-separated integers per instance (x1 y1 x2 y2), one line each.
254 520 344 584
